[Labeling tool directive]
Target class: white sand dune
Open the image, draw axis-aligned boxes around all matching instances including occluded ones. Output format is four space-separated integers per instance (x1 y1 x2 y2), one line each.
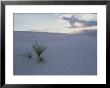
13 31 97 75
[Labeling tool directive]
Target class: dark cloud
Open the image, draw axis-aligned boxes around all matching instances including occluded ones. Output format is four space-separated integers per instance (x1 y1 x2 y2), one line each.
61 15 97 28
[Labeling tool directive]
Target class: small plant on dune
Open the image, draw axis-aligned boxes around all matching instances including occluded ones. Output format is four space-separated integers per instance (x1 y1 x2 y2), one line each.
32 41 48 63
24 48 33 59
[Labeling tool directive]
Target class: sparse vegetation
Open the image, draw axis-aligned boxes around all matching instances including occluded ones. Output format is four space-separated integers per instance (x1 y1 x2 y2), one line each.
22 40 48 63
24 48 33 59
32 41 48 63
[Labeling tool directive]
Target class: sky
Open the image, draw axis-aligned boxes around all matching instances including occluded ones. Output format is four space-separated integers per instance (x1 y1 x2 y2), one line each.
14 13 97 34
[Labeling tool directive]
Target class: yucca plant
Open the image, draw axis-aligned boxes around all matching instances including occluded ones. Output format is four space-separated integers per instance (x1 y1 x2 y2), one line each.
24 48 33 59
32 41 48 62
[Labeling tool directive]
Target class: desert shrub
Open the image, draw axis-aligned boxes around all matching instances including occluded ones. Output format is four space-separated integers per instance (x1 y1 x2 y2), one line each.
24 48 33 59
32 41 48 62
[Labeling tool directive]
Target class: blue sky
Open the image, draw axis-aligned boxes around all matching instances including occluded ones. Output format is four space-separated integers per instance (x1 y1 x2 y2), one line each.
14 13 97 34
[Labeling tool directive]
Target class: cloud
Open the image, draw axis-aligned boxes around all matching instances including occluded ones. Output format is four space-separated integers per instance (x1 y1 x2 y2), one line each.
58 14 97 28
59 13 97 21
73 13 97 21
